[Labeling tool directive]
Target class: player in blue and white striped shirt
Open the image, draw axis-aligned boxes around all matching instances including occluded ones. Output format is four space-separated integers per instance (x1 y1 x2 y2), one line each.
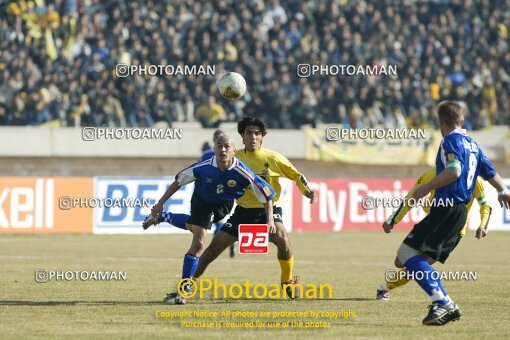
143 134 276 304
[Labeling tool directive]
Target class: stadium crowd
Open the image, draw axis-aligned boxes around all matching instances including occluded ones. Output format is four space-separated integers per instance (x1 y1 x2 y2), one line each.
0 0 509 129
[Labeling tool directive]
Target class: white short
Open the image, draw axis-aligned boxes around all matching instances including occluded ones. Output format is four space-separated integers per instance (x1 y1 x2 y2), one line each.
397 243 436 265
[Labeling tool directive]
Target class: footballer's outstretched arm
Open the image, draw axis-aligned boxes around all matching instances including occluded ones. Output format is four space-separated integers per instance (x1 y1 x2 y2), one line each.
384 172 424 232
414 168 460 199
263 201 276 234
478 151 510 208
472 178 491 239
151 180 182 218
277 154 316 203
476 202 492 239
249 178 277 232
414 139 463 199
383 168 435 233
487 173 510 209
151 165 197 220
142 180 184 229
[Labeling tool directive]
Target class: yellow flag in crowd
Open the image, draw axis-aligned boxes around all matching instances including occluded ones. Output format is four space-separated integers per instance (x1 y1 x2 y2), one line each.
45 27 58 60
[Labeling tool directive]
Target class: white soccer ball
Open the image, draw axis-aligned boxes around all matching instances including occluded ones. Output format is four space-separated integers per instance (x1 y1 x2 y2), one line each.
218 72 246 100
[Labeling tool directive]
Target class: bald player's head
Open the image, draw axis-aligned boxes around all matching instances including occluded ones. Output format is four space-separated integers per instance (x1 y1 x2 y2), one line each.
213 129 225 142
215 134 234 145
214 134 236 166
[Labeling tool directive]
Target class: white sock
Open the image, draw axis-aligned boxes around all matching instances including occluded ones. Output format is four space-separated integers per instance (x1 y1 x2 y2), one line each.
430 288 447 303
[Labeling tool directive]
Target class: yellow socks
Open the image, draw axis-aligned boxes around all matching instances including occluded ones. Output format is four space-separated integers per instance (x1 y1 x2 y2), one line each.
279 257 294 283
387 269 411 290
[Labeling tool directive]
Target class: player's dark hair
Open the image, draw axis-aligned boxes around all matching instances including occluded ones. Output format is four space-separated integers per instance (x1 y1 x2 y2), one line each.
237 117 268 136
437 101 464 127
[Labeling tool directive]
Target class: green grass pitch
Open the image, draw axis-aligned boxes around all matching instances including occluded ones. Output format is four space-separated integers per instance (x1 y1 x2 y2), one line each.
1 231 509 339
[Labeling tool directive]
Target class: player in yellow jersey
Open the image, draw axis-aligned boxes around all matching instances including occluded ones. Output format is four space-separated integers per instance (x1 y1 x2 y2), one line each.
191 117 317 298
376 168 492 300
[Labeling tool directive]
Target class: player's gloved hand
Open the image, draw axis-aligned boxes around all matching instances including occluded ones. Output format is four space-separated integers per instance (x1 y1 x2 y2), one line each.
475 227 487 239
306 190 317 204
383 221 393 234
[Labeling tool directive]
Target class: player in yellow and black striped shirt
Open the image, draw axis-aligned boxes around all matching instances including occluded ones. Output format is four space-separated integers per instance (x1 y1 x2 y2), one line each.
192 117 316 298
377 168 492 300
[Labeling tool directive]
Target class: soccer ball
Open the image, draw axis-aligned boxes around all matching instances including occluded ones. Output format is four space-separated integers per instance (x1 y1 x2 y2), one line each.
218 72 246 100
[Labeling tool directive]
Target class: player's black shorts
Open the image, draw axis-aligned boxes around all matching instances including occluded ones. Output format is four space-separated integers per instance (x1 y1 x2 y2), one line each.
403 203 468 264
186 192 234 230
220 206 283 238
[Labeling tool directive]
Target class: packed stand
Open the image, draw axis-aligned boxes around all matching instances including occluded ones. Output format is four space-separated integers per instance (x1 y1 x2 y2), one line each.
0 0 509 129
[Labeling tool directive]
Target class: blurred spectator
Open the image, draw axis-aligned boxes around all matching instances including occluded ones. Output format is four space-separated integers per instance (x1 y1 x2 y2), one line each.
343 105 363 129
0 105 7 125
196 96 227 128
0 0 508 129
103 94 126 127
384 108 408 129
292 96 317 128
